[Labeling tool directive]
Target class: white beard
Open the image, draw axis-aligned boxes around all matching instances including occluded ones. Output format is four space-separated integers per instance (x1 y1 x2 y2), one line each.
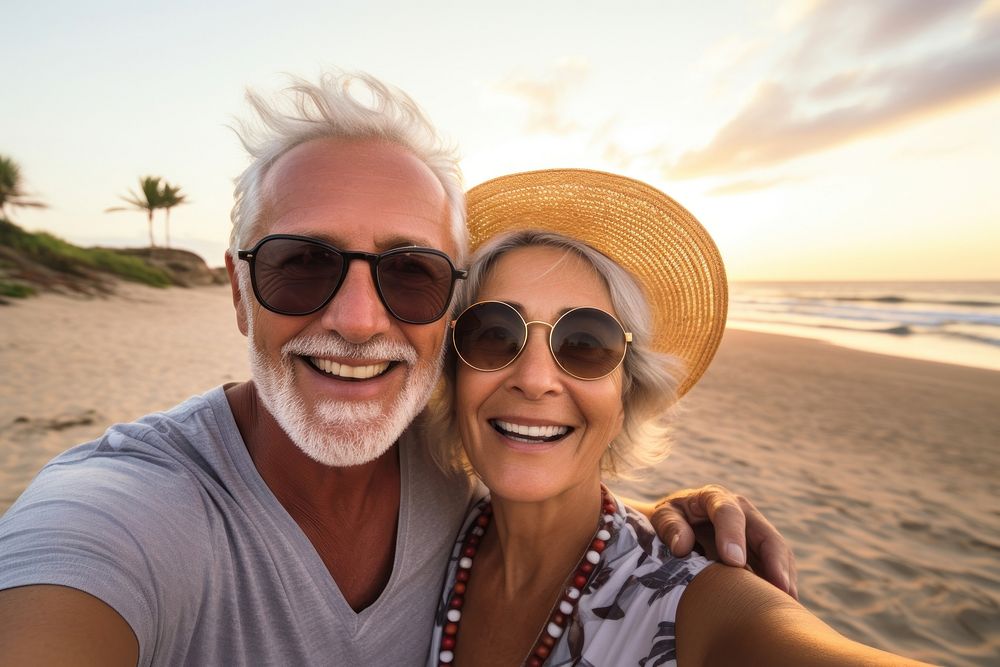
246 312 442 468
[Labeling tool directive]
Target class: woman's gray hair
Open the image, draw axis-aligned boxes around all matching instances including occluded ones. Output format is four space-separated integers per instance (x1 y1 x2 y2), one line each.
423 229 683 479
228 69 467 261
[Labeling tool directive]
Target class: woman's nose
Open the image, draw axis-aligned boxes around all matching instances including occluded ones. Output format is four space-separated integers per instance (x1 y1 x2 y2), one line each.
505 325 564 399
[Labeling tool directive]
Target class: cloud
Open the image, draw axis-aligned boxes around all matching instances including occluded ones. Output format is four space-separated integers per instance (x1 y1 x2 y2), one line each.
708 176 798 196
492 59 590 134
669 1 1000 178
856 0 980 51
783 0 979 72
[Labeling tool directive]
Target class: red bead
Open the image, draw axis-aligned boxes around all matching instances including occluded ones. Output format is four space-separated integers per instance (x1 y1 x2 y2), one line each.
434 495 624 664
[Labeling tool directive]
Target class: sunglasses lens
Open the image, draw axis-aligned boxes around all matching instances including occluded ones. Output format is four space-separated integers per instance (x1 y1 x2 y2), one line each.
378 251 456 323
552 308 628 379
253 238 344 314
453 302 526 370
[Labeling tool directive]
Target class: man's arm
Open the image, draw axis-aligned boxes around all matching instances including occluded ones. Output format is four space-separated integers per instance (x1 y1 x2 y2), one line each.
626 484 798 599
0 585 139 667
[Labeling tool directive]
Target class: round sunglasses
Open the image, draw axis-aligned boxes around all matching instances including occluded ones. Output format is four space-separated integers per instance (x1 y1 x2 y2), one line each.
237 234 467 324
451 300 632 381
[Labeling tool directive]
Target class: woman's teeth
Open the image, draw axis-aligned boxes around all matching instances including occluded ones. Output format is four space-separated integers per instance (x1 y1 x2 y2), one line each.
310 357 390 379
491 419 570 443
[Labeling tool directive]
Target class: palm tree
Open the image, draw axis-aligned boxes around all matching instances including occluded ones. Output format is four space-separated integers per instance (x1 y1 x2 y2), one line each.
0 155 47 220
106 176 165 247
159 182 188 249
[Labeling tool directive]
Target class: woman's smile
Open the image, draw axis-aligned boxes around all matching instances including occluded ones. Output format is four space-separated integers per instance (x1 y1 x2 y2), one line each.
489 419 573 444
456 245 625 502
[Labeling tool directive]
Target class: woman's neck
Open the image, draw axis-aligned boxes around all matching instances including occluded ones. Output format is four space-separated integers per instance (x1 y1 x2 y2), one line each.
483 477 604 599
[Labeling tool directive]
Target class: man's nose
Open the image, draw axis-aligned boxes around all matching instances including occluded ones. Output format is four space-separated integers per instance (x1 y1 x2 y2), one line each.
318 258 393 343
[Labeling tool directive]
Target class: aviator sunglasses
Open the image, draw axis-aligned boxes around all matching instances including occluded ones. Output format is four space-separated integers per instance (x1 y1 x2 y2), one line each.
451 300 632 381
237 234 467 324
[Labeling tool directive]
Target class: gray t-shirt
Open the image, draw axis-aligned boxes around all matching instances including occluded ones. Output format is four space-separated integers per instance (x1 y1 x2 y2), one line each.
0 386 472 666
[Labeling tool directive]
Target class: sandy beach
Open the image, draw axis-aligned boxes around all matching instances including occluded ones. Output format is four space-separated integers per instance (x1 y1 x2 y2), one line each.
1 284 998 666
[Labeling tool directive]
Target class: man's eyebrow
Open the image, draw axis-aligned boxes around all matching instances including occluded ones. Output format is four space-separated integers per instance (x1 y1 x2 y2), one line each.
297 234 440 251
376 236 438 250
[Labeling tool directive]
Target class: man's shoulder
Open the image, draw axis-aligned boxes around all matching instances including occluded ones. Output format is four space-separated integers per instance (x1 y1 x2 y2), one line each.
113 385 235 452
6 386 241 522
0 388 243 602
48 386 235 473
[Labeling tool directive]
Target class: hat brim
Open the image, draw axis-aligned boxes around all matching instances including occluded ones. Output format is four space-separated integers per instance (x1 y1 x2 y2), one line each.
465 168 727 397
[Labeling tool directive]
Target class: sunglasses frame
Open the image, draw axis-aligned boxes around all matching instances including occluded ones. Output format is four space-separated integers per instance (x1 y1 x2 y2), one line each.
451 300 633 381
237 234 468 324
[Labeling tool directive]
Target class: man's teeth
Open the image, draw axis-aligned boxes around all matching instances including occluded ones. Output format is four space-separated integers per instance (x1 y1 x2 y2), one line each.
493 420 569 441
310 358 390 379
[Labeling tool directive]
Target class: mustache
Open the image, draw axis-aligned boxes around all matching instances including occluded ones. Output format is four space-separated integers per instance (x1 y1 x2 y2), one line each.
282 334 419 364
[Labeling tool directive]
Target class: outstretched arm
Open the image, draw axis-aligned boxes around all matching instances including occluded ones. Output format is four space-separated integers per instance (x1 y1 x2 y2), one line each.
626 484 798 599
0 585 138 666
677 564 933 666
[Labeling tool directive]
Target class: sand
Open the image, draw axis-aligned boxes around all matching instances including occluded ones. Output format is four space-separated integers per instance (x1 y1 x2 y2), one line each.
2 284 998 666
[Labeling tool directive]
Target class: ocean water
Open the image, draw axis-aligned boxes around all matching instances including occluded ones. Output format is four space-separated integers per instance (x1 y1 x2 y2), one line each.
727 281 1000 371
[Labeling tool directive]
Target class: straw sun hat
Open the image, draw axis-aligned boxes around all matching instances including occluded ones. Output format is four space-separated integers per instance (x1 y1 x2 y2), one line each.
464 168 728 397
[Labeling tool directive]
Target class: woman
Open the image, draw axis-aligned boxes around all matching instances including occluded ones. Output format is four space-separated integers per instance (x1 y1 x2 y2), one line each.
426 170 931 666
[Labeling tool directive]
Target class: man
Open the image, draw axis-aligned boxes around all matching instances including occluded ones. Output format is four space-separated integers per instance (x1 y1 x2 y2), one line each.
0 71 794 665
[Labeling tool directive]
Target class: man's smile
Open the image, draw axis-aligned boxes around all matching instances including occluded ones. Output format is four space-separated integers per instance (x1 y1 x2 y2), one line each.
304 356 394 381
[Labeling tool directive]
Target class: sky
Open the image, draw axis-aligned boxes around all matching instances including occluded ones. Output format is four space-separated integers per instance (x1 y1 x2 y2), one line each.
2 0 999 281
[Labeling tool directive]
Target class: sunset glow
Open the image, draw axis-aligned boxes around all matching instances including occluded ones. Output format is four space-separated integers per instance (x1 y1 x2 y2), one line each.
3 0 999 280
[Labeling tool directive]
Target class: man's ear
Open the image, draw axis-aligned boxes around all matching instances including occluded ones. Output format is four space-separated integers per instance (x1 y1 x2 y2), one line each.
225 252 249 337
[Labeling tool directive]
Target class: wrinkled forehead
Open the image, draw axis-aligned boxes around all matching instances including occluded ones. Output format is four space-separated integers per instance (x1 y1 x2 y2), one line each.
259 138 456 254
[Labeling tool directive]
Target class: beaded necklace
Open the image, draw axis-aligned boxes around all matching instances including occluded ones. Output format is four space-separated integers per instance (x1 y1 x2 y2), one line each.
435 486 617 667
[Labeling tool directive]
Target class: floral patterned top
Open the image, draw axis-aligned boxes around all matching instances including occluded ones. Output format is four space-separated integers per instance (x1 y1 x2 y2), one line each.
428 492 712 666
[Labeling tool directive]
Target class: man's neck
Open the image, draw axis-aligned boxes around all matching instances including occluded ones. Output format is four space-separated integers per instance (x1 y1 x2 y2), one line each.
225 381 403 611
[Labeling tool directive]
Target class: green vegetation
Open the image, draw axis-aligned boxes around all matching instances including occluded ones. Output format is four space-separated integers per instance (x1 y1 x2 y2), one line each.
0 218 171 287
106 176 164 248
106 176 189 248
0 280 35 298
0 157 195 297
0 155 47 220
160 182 189 249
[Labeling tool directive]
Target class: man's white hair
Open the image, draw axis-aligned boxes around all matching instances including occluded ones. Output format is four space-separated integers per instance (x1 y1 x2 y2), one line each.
228 69 467 261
